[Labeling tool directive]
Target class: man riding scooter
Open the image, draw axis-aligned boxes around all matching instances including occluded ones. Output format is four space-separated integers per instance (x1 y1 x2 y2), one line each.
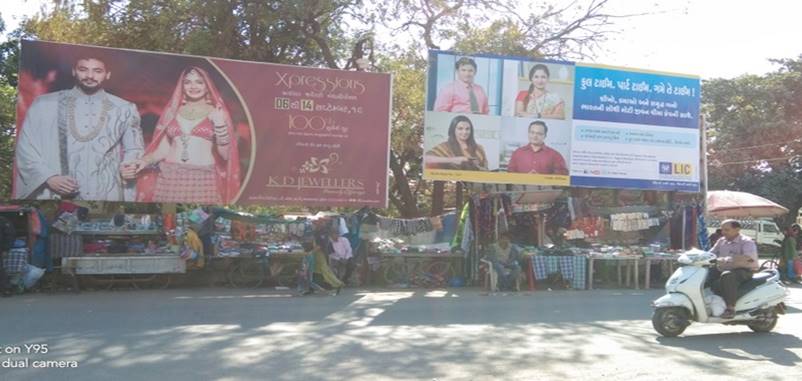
709 220 758 319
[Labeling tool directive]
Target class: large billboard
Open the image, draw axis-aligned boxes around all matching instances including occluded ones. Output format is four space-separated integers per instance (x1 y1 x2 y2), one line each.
423 50 701 192
13 40 391 207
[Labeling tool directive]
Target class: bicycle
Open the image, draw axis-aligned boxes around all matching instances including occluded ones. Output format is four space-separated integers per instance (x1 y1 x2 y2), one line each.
227 246 269 288
226 248 303 288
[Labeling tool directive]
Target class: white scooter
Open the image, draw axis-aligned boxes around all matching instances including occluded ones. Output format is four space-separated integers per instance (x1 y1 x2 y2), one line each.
651 249 788 337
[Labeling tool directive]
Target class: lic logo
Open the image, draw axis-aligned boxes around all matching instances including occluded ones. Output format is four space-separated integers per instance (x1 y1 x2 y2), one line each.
659 162 692 176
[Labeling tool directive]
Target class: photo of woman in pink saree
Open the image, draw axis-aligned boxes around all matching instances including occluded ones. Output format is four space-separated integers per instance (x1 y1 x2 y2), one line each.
132 66 241 204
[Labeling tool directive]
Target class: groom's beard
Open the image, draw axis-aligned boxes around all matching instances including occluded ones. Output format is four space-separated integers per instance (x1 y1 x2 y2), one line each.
77 80 102 94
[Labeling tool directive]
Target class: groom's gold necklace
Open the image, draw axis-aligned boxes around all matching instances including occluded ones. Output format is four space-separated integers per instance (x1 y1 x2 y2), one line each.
66 96 113 143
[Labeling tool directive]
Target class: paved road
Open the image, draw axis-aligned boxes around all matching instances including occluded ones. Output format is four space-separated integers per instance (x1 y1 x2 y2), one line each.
1 285 801 381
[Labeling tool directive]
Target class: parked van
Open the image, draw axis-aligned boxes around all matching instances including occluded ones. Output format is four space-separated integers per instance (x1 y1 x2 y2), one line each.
707 219 783 248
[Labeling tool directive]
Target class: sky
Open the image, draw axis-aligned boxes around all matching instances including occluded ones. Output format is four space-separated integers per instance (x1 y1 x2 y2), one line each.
1 0 801 80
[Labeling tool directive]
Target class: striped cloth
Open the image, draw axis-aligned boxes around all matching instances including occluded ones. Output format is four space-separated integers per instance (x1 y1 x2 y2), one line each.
3 248 28 274
49 232 83 258
531 255 587 290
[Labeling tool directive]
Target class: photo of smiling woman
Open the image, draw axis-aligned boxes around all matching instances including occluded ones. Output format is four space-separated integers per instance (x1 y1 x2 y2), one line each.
515 64 565 119
424 115 488 171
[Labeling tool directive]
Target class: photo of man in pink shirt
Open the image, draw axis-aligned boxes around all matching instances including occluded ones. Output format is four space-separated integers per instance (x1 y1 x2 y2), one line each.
433 57 490 114
506 121 568 175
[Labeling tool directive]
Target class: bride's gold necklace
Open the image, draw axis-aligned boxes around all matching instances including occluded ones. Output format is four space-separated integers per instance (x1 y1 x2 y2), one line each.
177 102 210 162
178 102 211 121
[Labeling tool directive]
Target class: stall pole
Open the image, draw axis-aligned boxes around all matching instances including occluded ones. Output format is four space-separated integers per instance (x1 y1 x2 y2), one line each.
536 214 546 246
456 182 464 211
682 207 687 250
432 181 445 216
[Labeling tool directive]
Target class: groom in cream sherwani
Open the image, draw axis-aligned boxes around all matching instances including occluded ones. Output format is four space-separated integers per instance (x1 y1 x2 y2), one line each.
14 52 144 201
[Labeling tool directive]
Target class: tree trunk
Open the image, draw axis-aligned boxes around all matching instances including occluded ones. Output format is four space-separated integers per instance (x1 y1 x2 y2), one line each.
389 150 420 218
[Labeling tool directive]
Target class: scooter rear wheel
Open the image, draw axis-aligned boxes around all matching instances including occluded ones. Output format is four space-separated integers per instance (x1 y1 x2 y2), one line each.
747 314 778 333
652 307 690 337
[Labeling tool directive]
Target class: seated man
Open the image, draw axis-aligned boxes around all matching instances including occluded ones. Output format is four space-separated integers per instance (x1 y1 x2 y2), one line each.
328 230 353 283
484 234 522 291
709 220 758 319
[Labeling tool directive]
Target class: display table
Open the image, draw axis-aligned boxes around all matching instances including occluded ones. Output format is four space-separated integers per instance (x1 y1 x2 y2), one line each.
61 255 185 275
526 255 588 290
61 255 184 291
587 256 640 290
59 224 181 291
642 255 680 289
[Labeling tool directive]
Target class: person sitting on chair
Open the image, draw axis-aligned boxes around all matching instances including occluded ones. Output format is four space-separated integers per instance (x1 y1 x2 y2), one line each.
483 234 522 291
709 220 758 319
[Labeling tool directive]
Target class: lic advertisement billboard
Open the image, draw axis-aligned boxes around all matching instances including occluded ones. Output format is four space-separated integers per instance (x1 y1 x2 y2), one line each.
423 50 701 192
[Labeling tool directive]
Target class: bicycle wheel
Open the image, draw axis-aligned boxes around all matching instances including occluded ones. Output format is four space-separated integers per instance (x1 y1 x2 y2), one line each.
269 260 299 288
422 260 454 287
228 258 265 288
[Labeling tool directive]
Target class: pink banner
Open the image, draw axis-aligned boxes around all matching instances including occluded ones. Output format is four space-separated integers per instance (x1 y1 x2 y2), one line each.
13 40 391 207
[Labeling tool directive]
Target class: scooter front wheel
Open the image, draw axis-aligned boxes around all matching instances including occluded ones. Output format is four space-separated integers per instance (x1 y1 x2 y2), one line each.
652 307 690 337
747 314 778 333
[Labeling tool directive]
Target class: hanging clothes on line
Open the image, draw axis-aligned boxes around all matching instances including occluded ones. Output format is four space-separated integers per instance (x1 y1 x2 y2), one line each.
377 215 435 236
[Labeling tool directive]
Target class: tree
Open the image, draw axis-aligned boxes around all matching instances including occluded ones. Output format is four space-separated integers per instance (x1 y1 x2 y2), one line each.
0 18 20 199
11 0 630 215
703 57 802 224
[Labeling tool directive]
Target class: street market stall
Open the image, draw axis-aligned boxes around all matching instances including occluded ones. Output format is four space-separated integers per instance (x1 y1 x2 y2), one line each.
455 185 705 291
55 202 182 290
364 212 463 288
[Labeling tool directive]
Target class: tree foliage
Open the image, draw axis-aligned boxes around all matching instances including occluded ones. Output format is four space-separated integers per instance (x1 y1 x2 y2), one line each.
703 57 802 224
0 18 20 199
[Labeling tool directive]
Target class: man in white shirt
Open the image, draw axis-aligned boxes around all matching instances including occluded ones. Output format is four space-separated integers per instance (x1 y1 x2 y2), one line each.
328 230 353 283
709 219 758 318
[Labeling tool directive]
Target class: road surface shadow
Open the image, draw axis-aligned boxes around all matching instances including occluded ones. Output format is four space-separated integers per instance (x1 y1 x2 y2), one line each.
656 332 802 367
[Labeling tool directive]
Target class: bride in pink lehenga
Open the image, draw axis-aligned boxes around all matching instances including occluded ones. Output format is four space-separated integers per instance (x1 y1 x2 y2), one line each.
133 66 240 204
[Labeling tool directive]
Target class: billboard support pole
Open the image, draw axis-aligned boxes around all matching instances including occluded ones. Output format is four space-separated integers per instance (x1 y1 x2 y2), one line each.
701 115 709 216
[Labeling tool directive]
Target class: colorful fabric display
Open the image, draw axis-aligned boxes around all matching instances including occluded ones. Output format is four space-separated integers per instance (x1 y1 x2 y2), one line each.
231 220 257 241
